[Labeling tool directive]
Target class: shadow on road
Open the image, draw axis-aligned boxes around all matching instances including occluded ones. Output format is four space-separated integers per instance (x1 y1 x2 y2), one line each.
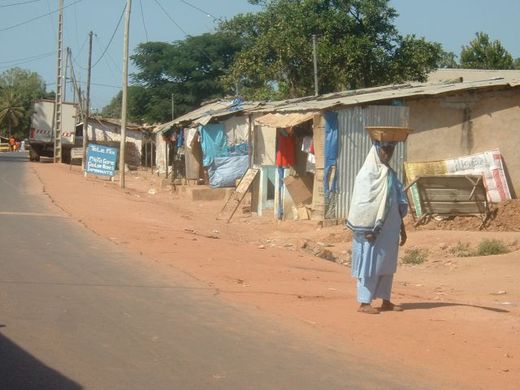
0 331 82 389
0 152 29 163
400 301 509 313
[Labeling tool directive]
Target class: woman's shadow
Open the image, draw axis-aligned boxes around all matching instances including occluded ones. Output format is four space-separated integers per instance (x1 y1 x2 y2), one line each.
400 302 510 313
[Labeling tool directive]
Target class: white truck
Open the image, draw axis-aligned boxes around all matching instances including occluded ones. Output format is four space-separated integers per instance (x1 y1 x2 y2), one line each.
29 99 80 162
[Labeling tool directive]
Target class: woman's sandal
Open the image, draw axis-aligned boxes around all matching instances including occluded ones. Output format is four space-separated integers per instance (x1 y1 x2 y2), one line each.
357 304 380 314
380 302 403 312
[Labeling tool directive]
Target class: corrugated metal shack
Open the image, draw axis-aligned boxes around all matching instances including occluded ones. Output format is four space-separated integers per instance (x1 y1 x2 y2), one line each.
153 99 265 186
249 76 520 222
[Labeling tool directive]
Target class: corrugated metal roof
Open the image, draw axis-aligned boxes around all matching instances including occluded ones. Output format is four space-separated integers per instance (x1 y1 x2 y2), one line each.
254 112 317 128
255 78 520 113
154 99 265 133
153 77 520 133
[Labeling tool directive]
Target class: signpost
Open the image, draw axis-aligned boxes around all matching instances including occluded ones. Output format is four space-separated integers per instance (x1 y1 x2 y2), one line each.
86 144 118 179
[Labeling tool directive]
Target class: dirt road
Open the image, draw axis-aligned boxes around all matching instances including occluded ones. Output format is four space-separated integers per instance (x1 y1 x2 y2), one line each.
32 163 519 389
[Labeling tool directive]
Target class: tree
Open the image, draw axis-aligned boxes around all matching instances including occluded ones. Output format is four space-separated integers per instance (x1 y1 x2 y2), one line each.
437 51 458 69
460 32 514 69
220 0 444 99
125 32 243 123
0 91 25 138
101 86 149 123
0 68 49 138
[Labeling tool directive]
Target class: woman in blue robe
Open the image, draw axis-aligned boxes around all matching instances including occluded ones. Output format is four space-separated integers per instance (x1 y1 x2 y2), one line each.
346 141 408 314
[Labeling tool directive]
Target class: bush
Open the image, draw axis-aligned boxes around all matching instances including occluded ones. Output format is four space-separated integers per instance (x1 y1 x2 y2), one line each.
476 239 509 256
450 241 473 257
402 248 428 265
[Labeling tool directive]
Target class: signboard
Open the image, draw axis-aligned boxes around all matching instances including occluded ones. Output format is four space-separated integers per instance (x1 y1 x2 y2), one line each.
70 147 83 160
86 144 118 177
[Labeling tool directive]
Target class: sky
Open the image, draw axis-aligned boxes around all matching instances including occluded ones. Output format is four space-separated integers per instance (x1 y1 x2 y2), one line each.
1 0 519 111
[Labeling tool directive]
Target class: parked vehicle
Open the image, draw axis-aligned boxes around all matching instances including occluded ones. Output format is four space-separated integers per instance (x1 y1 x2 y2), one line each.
29 99 80 162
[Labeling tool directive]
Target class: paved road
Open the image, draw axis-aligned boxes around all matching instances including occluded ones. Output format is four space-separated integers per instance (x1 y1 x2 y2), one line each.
0 152 427 389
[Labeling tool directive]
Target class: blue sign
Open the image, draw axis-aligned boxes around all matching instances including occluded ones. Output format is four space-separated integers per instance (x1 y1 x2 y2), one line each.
86 144 118 177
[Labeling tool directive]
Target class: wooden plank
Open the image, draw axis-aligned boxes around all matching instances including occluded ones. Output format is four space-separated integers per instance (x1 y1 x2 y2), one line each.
420 189 487 202
217 168 259 223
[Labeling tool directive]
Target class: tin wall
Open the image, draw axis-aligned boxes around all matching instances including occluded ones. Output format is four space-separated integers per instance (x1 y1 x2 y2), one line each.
335 105 409 219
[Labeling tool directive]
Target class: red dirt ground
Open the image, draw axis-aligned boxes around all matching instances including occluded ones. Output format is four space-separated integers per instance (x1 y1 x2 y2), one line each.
30 164 520 389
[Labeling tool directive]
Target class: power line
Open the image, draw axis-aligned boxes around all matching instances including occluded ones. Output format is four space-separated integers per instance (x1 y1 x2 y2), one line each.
178 0 218 22
0 52 54 69
0 0 41 8
0 51 54 64
139 0 149 42
91 2 126 69
94 34 119 77
152 0 213 63
152 0 189 37
0 0 82 32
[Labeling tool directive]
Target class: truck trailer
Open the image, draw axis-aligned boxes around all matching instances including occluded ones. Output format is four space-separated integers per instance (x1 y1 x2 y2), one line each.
29 99 80 162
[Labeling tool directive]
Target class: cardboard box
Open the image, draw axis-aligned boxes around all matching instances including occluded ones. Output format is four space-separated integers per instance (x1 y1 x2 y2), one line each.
284 174 314 206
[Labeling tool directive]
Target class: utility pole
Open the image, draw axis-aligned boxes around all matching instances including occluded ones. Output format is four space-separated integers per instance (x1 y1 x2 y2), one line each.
63 47 69 102
312 34 319 96
53 0 64 163
172 93 175 120
119 0 132 188
83 31 93 168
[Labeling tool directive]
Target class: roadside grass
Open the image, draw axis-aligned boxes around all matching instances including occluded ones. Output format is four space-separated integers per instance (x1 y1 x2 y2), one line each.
475 239 510 256
401 248 428 265
448 239 510 257
449 241 473 257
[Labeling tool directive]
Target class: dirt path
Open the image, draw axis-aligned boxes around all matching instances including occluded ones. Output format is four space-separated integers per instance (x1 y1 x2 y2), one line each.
31 164 519 389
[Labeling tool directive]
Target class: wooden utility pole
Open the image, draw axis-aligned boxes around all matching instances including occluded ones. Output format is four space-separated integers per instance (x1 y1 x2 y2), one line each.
312 34 319 96
119 0 132 188
83 31 93 168
53 0 64 163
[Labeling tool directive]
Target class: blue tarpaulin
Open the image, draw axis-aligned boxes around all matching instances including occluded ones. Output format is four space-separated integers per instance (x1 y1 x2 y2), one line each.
208 155 249 188
324 111 338 195
200 123 227 167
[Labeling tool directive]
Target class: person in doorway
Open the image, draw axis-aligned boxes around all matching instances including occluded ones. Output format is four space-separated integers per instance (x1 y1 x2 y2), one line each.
346 141 408 314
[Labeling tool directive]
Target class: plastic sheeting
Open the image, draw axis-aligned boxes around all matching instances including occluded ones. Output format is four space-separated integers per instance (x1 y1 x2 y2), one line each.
200 123 227 167
208 155 249 188
324 111 338 195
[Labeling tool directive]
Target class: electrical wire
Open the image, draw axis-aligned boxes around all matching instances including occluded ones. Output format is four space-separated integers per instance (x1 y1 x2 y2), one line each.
139 0 149 42
0 0 82 32
0 51 54 64
152 0 213 62
94 34 119 78
152 0 190 37
178 0 219 22
91 2 126 69
0 52 54 69
0 0 41 8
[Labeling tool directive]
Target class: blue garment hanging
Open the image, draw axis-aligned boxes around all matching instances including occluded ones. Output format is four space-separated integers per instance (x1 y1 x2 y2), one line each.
324 111 338 195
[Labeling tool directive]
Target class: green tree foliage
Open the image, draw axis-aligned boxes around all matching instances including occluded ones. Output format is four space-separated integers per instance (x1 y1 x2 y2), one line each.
220 0 444 99
436 51 458 69
460 32 514 69
0 67 49 138
100 85 149 124
0 91 25 138
125 32 243 123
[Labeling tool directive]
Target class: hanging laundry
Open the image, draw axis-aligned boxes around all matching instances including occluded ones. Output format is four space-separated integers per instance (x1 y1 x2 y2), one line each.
276 130 296 167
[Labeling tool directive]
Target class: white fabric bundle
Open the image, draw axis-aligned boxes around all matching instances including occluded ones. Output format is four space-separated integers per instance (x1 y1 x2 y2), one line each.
347 146 389 232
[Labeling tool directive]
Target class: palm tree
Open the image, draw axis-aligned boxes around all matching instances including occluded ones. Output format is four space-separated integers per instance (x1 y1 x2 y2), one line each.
0 90 25 138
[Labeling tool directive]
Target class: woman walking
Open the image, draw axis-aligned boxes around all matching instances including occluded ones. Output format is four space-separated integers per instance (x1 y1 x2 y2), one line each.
347 140 408 314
